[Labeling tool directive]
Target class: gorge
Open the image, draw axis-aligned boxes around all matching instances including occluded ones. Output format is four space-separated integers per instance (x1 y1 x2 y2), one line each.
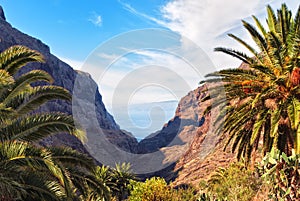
0 6 233 186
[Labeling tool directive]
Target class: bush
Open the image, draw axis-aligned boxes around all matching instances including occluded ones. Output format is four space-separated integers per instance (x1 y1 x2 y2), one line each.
128 177 198 201
199 162 262 201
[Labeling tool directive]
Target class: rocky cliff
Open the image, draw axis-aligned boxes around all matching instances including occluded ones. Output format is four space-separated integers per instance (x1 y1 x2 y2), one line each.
137 84 236 185
0 6 138 153
170 65 253 186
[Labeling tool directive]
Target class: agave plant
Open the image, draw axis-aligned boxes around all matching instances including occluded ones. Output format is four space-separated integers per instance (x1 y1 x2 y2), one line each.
201 4 300 161
260 149 300 200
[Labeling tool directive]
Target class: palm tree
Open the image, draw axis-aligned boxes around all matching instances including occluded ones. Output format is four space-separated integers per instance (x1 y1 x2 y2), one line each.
75 166 112 201
76 163 135 201
111 163 135 200
0 141 68 200
0 45 105 200
0 46 85 143
201 4 300 161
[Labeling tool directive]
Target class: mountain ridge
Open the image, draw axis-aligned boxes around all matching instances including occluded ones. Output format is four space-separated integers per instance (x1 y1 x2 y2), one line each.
0 6 138 154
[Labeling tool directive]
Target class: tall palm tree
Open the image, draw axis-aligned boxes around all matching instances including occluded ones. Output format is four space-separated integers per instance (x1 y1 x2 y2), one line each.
0 45 106 200
201 4 300 161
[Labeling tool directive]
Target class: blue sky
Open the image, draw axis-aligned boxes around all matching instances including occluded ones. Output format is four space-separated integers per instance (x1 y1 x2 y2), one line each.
0 1 165 61
0 0 298 138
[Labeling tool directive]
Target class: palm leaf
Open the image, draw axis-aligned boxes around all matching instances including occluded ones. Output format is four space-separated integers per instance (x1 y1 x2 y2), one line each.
267 5 277 33
7 85 71 115
1 113 83 142
0 45 44 75
251 109 268 145
287 97 300 130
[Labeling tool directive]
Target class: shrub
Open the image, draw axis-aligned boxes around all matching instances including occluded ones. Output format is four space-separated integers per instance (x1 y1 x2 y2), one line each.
199 162 262 201
128 177 198 201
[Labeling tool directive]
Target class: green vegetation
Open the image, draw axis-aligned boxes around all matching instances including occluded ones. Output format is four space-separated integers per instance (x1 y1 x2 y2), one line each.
202 3 300 160
78 163 135 201
128 177 197 201
199 163 261 201
0 45 137 201
0 45 113 200
260 149 300 200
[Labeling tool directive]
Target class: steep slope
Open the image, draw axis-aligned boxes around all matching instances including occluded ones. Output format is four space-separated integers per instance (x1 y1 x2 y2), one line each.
167 86 240 186
137 83 236 185
137 87 205 154
135 85 224 179
0 6 138 153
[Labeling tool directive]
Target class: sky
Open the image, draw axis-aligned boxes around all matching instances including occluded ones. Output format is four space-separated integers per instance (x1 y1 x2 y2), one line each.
0 0 298 139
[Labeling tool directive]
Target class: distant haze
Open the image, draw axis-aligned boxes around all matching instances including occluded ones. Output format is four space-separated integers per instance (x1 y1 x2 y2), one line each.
110 100 178 139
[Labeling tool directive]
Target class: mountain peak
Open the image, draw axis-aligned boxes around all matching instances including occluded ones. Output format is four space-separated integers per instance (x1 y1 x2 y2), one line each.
0 6 6 21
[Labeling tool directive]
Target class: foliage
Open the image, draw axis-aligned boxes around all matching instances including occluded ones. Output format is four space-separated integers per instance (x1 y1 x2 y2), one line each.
0 45 110 200
111 163 135 200
128 177 198 201
199 162 262 201
201 3 300 161
260 149 300 200
75 162 136 201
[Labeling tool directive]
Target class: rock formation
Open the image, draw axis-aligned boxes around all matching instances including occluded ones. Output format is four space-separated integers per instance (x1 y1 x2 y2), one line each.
0 6 138 154
135 84 235 183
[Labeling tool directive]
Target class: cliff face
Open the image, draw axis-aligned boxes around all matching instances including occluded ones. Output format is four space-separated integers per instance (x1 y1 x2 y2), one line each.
137 84 236 185
137 87 204 154
0 7 138 153
135 85 222 179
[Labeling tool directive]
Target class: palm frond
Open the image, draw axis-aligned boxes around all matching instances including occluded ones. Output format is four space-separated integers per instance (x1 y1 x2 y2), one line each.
267 5 278 33
1 113 83 142
0 45 44 75
214 47 251 64
7 85 71 115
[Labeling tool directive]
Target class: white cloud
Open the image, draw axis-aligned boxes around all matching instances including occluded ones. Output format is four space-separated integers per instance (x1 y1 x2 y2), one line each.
119 1 165 26
98 53 121 61
159 0 262 69
165 0 298 67
96 49 206 108
58 57 84 70
89 12 102 27
121 0 298 69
